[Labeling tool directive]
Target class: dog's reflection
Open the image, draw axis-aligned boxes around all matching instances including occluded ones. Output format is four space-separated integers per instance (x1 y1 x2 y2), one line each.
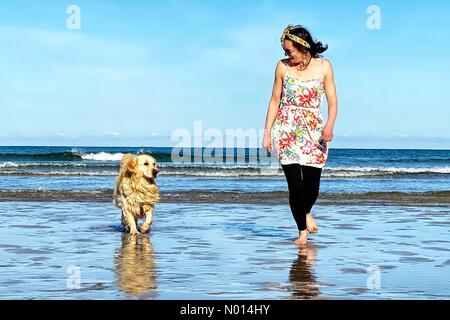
288 244 320 299
115 234 157 296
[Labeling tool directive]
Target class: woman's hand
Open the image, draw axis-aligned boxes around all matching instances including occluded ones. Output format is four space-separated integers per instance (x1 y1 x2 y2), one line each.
321 124 334 142
262 130 273 153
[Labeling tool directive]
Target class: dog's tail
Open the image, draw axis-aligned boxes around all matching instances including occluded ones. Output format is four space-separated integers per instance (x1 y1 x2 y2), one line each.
113 183 121 207
113 154 138 207
113 176 122 207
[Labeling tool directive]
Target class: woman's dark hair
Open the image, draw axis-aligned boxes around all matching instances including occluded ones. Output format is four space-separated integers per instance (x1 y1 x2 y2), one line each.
289 25 328 58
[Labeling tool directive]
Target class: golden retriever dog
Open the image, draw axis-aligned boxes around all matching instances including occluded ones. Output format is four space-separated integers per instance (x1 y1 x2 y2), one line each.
114 153 160 234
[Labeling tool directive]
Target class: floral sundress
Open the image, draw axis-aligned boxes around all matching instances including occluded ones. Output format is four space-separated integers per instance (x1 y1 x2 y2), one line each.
271 59 329 168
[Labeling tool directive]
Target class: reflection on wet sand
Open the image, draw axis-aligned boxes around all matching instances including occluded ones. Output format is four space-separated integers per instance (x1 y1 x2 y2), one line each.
288 244 320 299
114 234 157 297
2 201 450 299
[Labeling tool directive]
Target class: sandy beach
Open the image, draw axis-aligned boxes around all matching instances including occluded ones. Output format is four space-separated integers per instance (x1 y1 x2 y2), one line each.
1 199 449 299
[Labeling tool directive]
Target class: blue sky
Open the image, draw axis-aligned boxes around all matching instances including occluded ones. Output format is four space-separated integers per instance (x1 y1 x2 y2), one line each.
0 0 449 148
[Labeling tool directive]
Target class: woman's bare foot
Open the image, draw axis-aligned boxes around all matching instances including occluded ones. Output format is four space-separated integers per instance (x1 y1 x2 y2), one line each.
293 230 308 246
306 213 318 234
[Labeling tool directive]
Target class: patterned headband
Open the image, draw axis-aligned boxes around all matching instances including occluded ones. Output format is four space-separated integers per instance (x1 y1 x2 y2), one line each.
280 24 311 49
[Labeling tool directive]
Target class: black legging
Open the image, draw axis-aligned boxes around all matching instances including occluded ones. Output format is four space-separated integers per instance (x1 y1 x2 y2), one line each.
281 164 322 232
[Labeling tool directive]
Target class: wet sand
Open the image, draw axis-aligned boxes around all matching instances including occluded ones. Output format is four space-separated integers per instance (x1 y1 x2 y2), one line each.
1 189 449 206
0 201 449 299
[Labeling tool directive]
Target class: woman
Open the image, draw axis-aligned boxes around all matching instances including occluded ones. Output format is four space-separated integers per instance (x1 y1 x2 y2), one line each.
262 24 338 245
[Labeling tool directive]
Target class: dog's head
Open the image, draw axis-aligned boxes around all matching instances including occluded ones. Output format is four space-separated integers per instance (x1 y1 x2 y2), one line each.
121 154 159 180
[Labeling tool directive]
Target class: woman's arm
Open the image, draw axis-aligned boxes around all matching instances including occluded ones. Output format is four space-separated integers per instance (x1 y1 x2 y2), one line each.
322 59 338 142
262 61 284 152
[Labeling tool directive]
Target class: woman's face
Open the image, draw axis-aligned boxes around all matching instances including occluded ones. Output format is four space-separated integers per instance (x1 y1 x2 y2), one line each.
282 39 307 64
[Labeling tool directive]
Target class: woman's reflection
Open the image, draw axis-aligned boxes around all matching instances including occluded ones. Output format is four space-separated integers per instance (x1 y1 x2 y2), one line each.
288 244 320 299
115 234 157 297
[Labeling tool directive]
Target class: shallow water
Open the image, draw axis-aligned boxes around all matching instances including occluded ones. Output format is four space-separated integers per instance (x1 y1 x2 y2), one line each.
0 201 449 299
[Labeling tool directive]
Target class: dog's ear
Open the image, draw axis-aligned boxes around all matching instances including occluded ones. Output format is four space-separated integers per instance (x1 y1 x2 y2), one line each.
121 154 138 174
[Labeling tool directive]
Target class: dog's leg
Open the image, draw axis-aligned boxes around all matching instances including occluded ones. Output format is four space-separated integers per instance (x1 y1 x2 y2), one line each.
121 200 140 235
128 217 139 235
120 212 130 233
140 205 154 234
123 210 139 235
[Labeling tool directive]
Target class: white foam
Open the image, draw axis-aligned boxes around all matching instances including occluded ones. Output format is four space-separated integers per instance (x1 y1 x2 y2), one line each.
326 166 450 174
2 161 450 178
0 162 19 168
0 170 116 176
160 171 273 177
81 152 124 161
259 167 285 176
0 162 113 167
